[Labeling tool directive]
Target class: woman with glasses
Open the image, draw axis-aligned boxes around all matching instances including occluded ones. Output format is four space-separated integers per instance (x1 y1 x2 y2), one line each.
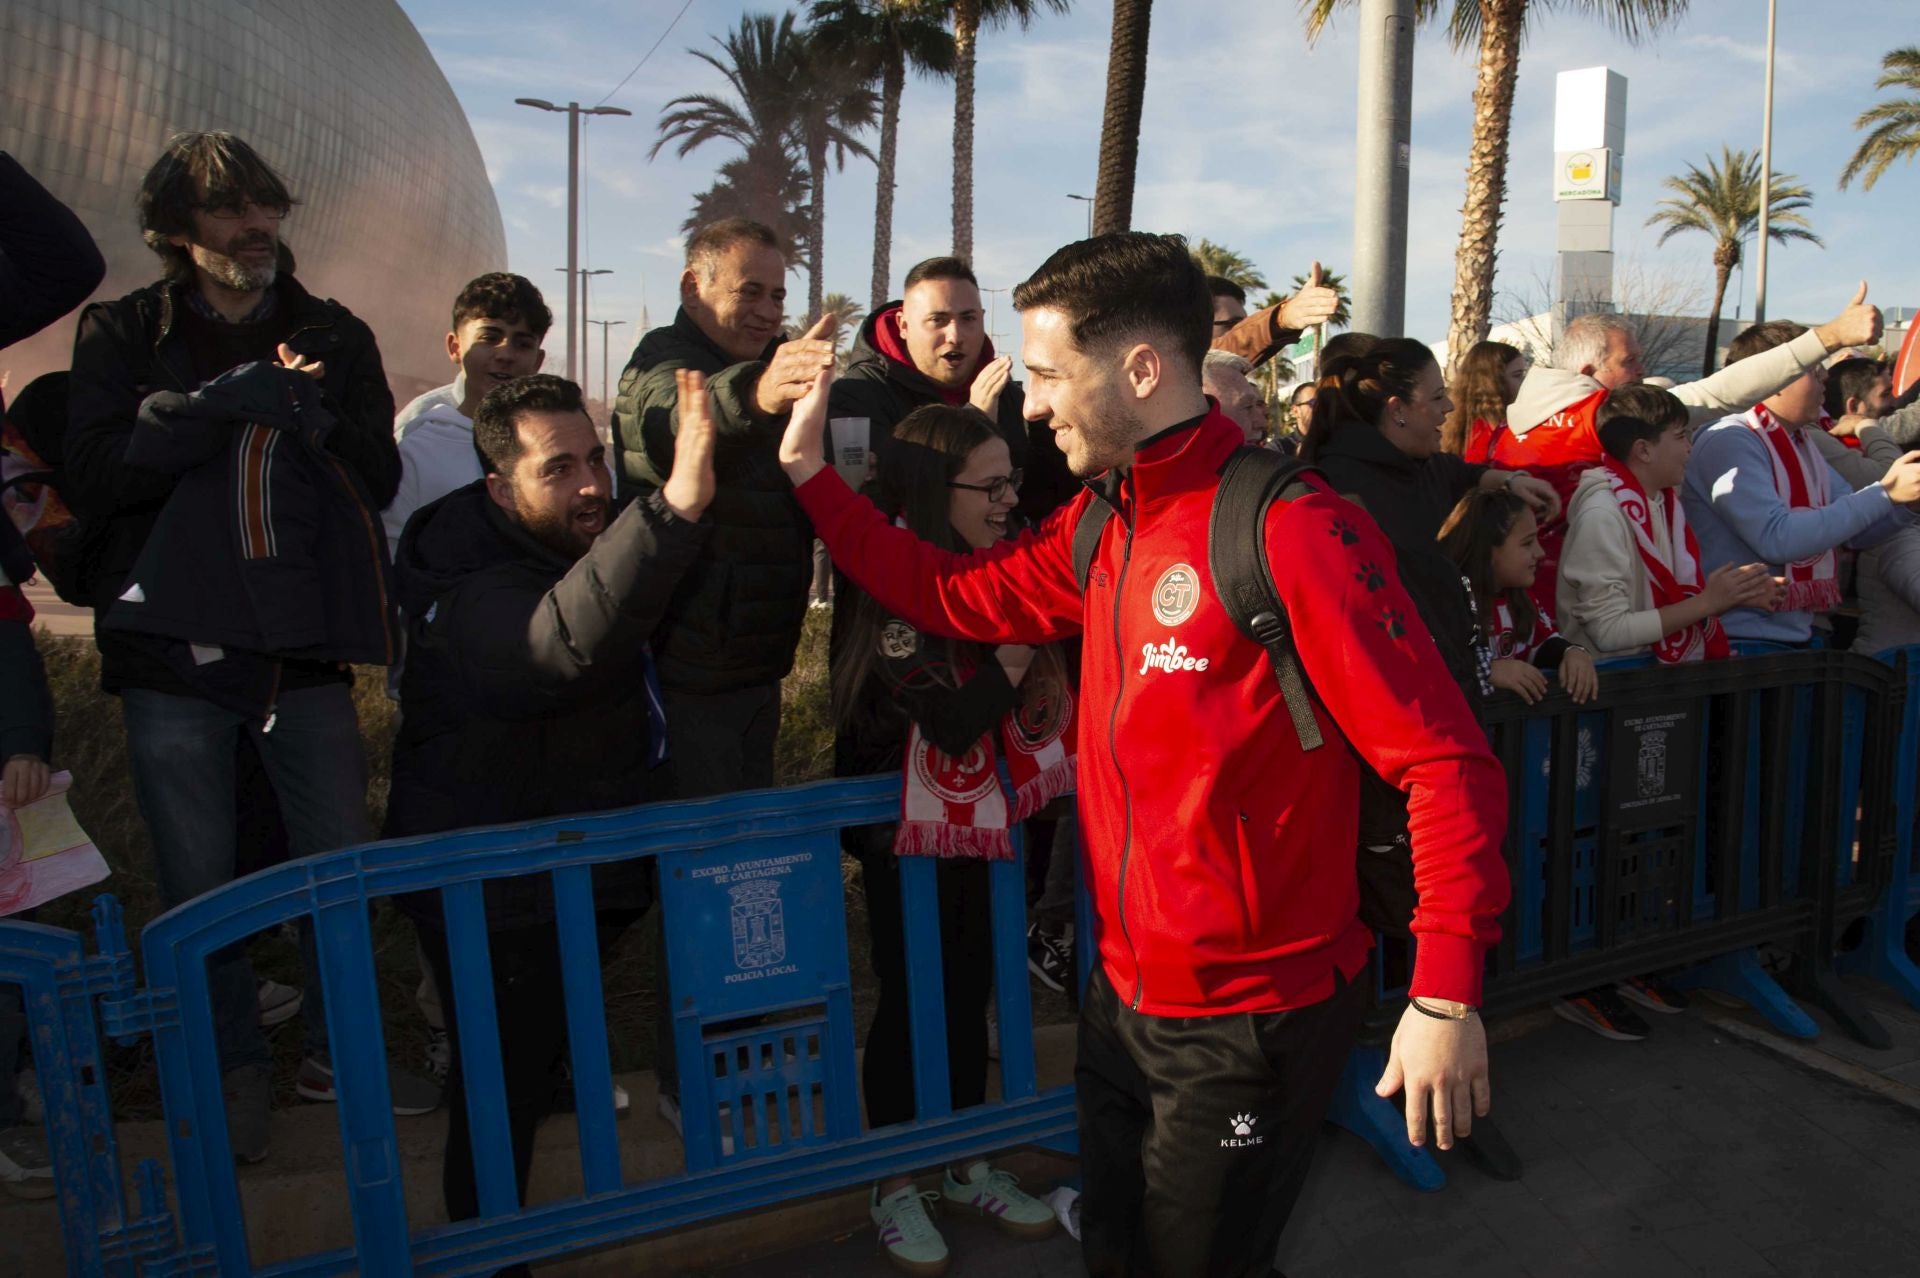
831 403 1067 1271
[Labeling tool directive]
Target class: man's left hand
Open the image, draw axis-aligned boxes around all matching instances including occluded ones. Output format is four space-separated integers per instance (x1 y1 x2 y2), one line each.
970 354 1013 417
1376 1002 1489 1151
276 342 325 380
1277 261 1338 333
1814 281 1882 352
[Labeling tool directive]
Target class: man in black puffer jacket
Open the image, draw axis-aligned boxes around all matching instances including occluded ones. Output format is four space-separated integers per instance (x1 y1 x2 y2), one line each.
612 218 835 799
62 133 401 1163
389 371 712 1238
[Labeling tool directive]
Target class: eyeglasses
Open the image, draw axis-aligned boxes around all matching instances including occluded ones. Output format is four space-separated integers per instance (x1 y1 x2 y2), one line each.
947 470 1023 502
196 199 292 222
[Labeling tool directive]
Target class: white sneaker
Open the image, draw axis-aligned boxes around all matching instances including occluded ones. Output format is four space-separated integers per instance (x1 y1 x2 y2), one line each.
1045 1186 1081 1241
257 979 303 1028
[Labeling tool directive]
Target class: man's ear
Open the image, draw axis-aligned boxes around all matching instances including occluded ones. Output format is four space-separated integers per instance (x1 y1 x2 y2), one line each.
892 307 909 340
679 267 701 306
445 331 461 367
1121 342 1163 401
485 471 516 514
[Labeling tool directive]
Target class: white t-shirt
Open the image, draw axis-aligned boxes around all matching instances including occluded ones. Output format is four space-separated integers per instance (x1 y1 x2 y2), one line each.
384 401 482 555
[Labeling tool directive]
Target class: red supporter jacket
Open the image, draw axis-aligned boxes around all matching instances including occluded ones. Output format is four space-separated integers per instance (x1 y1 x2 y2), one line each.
797 410 1510 1013
1485 387 1609 603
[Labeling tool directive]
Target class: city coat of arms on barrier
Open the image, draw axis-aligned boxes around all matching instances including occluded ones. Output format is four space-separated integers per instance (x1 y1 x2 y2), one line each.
729 878 786 971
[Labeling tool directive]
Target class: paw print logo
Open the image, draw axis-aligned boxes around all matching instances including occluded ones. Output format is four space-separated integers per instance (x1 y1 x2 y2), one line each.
1329 517 1361 546
1355 562 1386 591
1230 1113 1257 1137
1377 608 1407 640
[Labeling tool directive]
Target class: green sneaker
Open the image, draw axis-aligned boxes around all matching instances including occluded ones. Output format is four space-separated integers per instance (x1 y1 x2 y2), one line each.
941 1161 1057 1239
871 1183 949 1276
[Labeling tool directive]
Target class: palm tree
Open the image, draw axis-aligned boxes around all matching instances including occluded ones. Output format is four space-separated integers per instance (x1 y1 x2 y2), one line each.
1093 0 1151 235
818 290 868 366
654 13 808 253
1646 147 1820 378
683 152 811 258
807 1 956 311
946 0 1073 262
1190 239 1267 291
790 31 880 319
1300 1 1690 379
1840 46 1920 192
1289 266 1351 329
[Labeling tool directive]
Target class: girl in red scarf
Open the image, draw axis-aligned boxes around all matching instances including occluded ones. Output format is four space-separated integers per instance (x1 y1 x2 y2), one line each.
1440 489 1599 705
831 404 1067 1268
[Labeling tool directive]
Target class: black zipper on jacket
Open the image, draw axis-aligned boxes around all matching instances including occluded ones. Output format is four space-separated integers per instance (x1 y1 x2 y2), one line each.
1106 482 1144 1011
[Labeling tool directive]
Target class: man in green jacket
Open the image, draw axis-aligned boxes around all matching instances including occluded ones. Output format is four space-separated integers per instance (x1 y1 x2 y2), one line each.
611 219 834 796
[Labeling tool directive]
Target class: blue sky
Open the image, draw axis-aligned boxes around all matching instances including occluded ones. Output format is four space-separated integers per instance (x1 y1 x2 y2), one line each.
399 0 1920 386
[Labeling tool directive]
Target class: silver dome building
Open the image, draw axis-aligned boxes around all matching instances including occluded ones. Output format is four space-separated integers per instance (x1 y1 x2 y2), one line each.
2 0 509 401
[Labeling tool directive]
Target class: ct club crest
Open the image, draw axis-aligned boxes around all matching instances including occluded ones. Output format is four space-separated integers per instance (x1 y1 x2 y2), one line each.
1152 563 1200 626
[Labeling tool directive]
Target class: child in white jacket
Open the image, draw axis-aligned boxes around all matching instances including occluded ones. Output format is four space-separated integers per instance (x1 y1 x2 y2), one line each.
1558 385 1777 661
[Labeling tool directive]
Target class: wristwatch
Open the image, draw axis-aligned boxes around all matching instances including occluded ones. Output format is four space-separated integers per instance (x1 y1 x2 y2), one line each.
1502 470 1529 489
1410 997 1478 1021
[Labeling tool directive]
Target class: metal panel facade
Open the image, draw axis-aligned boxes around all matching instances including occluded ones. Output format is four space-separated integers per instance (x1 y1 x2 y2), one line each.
1 0 508 399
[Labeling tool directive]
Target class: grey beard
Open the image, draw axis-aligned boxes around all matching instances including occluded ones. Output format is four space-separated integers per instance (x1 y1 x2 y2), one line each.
202 252 277 293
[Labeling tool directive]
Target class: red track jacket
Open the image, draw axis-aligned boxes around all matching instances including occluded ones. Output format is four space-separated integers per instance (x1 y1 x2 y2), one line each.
798 411 1510 1013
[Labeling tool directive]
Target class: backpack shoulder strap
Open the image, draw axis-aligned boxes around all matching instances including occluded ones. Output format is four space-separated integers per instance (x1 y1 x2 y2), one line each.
1072 497 1116 591
1208 446 1326 752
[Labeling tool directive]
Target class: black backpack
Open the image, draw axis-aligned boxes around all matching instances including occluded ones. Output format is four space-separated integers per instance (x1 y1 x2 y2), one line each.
1069 445 1418 936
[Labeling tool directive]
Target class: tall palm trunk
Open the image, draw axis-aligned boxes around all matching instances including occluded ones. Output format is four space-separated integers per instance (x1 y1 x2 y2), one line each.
1092 0 1152 236
951 0 979 261
1444 0 1525 382
806 134 828 320
871 48 906 311
1703 240 1737 379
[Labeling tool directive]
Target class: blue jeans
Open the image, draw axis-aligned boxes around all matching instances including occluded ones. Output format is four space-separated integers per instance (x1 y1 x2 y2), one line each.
122 684 370 1073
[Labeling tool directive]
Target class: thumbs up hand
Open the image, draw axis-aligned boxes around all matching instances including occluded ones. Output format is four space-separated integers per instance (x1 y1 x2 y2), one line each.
1278 260 1338 333
1816 280 1883 352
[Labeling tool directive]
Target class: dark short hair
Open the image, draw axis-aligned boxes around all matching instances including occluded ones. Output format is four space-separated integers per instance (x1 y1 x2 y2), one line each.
1206 275 1246 305
1597 384 1688 461
1825 356 1888 418
903 256 977 291
472 374 588 476
137 132 297 285
452 273 552 338
1012 232 1211 375
1725 320 1807 367
685 218 782 281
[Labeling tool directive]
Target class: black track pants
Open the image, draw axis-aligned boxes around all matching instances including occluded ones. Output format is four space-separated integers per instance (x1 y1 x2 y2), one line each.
1076 966 1366 1277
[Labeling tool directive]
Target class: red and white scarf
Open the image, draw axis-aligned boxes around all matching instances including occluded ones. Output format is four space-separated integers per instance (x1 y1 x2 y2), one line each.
1743 403 1842 614
1600 459 1729 664
1490 596 1558 662
897 662 1077 860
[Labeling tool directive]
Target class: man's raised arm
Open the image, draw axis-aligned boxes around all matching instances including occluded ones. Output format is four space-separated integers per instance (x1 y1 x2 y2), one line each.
778 365 1085 646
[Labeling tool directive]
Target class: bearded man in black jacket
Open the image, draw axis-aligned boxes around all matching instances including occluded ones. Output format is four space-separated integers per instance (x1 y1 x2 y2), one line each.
64 132 406 1163
389 371 713 1244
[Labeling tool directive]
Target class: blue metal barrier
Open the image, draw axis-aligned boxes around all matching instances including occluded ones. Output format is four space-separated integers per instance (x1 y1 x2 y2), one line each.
10 773 1074 1276
1837 646 1920 1008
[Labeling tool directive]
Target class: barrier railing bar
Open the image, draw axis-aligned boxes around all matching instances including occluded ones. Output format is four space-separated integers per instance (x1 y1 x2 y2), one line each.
988 852 1038 1104
549 865 622 1196
898 854 952 1123
439 880 517 1219
1545 713 1577 964
1711 691 1749 921
1758 688 1792 911
1494 722 1526 975
310 892 410 1276
1593 710 1622 954
145 916 250 1274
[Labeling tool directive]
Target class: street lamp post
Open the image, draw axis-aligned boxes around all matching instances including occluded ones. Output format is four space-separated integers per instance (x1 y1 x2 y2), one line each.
588 318 626 407
515 98 631 381
1066 194 1094 239
558 267 613 388
1350 0 1415 337
982 286 1008 342
1753 0 1778 323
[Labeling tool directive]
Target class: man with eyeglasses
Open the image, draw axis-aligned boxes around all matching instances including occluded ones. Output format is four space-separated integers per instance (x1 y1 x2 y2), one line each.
65 132 408 1163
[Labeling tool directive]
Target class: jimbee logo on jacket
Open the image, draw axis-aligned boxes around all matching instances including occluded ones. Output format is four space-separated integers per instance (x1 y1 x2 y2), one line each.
1152 563 1200 625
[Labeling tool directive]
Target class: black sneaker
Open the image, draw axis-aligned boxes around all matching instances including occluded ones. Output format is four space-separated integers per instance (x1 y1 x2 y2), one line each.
1027 922 1071 994
1552 987 1651 1041
1615 975 1689 1015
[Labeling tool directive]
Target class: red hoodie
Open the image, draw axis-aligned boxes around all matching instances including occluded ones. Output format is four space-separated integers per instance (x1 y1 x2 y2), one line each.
797 410 1510 1013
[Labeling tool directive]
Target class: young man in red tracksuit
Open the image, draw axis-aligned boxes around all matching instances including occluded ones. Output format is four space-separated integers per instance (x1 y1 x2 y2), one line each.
777 234 1511 1277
